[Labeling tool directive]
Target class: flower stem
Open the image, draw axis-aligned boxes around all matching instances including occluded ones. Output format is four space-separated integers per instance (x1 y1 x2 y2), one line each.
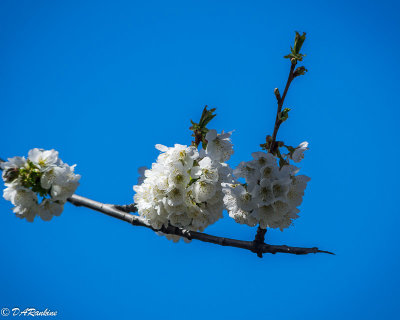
253 60 298 257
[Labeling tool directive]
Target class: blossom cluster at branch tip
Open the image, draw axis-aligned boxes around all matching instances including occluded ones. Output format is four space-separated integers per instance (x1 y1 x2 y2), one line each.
222 143 310 230
1 148 80 222
133 129 234 242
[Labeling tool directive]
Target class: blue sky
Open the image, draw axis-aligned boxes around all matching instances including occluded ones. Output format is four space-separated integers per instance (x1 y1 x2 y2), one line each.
1 0 399 319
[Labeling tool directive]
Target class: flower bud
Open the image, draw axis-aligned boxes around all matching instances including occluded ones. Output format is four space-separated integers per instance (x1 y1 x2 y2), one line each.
293 66 308 78
274 88 281 102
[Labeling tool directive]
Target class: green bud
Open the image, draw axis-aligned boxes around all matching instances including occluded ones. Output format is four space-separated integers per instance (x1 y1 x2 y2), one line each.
279 108 291 122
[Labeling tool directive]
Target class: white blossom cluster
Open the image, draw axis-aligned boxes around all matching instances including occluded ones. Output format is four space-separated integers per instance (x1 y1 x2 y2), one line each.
133 130 234 241
222 143 310 230
1 148 80 222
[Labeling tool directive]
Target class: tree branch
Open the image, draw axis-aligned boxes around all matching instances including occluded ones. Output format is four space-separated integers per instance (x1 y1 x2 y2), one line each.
66 194 333 256
113 203 137 213
1 151 333 257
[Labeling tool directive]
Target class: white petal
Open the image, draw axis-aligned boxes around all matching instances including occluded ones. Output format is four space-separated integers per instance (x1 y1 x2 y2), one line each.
155 144 169 152
205 129 217 141
193 180 216 202
190 166 202 178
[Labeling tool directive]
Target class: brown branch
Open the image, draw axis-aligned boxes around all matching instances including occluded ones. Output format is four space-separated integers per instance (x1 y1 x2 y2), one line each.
67 194 334 256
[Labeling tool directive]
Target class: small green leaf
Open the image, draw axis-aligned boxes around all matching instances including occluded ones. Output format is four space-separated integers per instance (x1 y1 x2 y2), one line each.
293 31 306 55
284 31 306 62
190 106 217 148
279 108 291 122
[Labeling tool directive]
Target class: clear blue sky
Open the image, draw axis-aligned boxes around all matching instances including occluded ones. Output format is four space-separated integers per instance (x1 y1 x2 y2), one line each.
1 0 399 319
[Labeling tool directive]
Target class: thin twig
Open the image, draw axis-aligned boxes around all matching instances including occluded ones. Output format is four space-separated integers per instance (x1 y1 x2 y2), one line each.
269 61 296 153
253 61 297 255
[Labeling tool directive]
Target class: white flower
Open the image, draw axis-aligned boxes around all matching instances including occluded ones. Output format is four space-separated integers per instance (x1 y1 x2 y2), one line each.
233 161 258 181
9 187 38 208
222 184 257 227
251 179 274 205
223 150 310 230
250 152 276 169
1 148 80 222
291 141 309 163
205 129 234 162
254 205 277 229
286 175 311 208
192 180 216 203
134 132 234 242
1 156 27 172
271 178 291 202
276 164 300 179
50 165 80 201
167 162 190 189
223 184 254 212
4 186 39 222
169 212 192 228
197 157 219 182
38 199 64 221
13 204 38 222
28 148 61 169
166 187 185 206
216 162 235 184
1 157 27 183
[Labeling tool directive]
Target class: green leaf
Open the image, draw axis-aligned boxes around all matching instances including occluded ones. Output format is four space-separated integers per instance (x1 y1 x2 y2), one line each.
293 31 306 54
190 106 217 147
284 31 306 62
